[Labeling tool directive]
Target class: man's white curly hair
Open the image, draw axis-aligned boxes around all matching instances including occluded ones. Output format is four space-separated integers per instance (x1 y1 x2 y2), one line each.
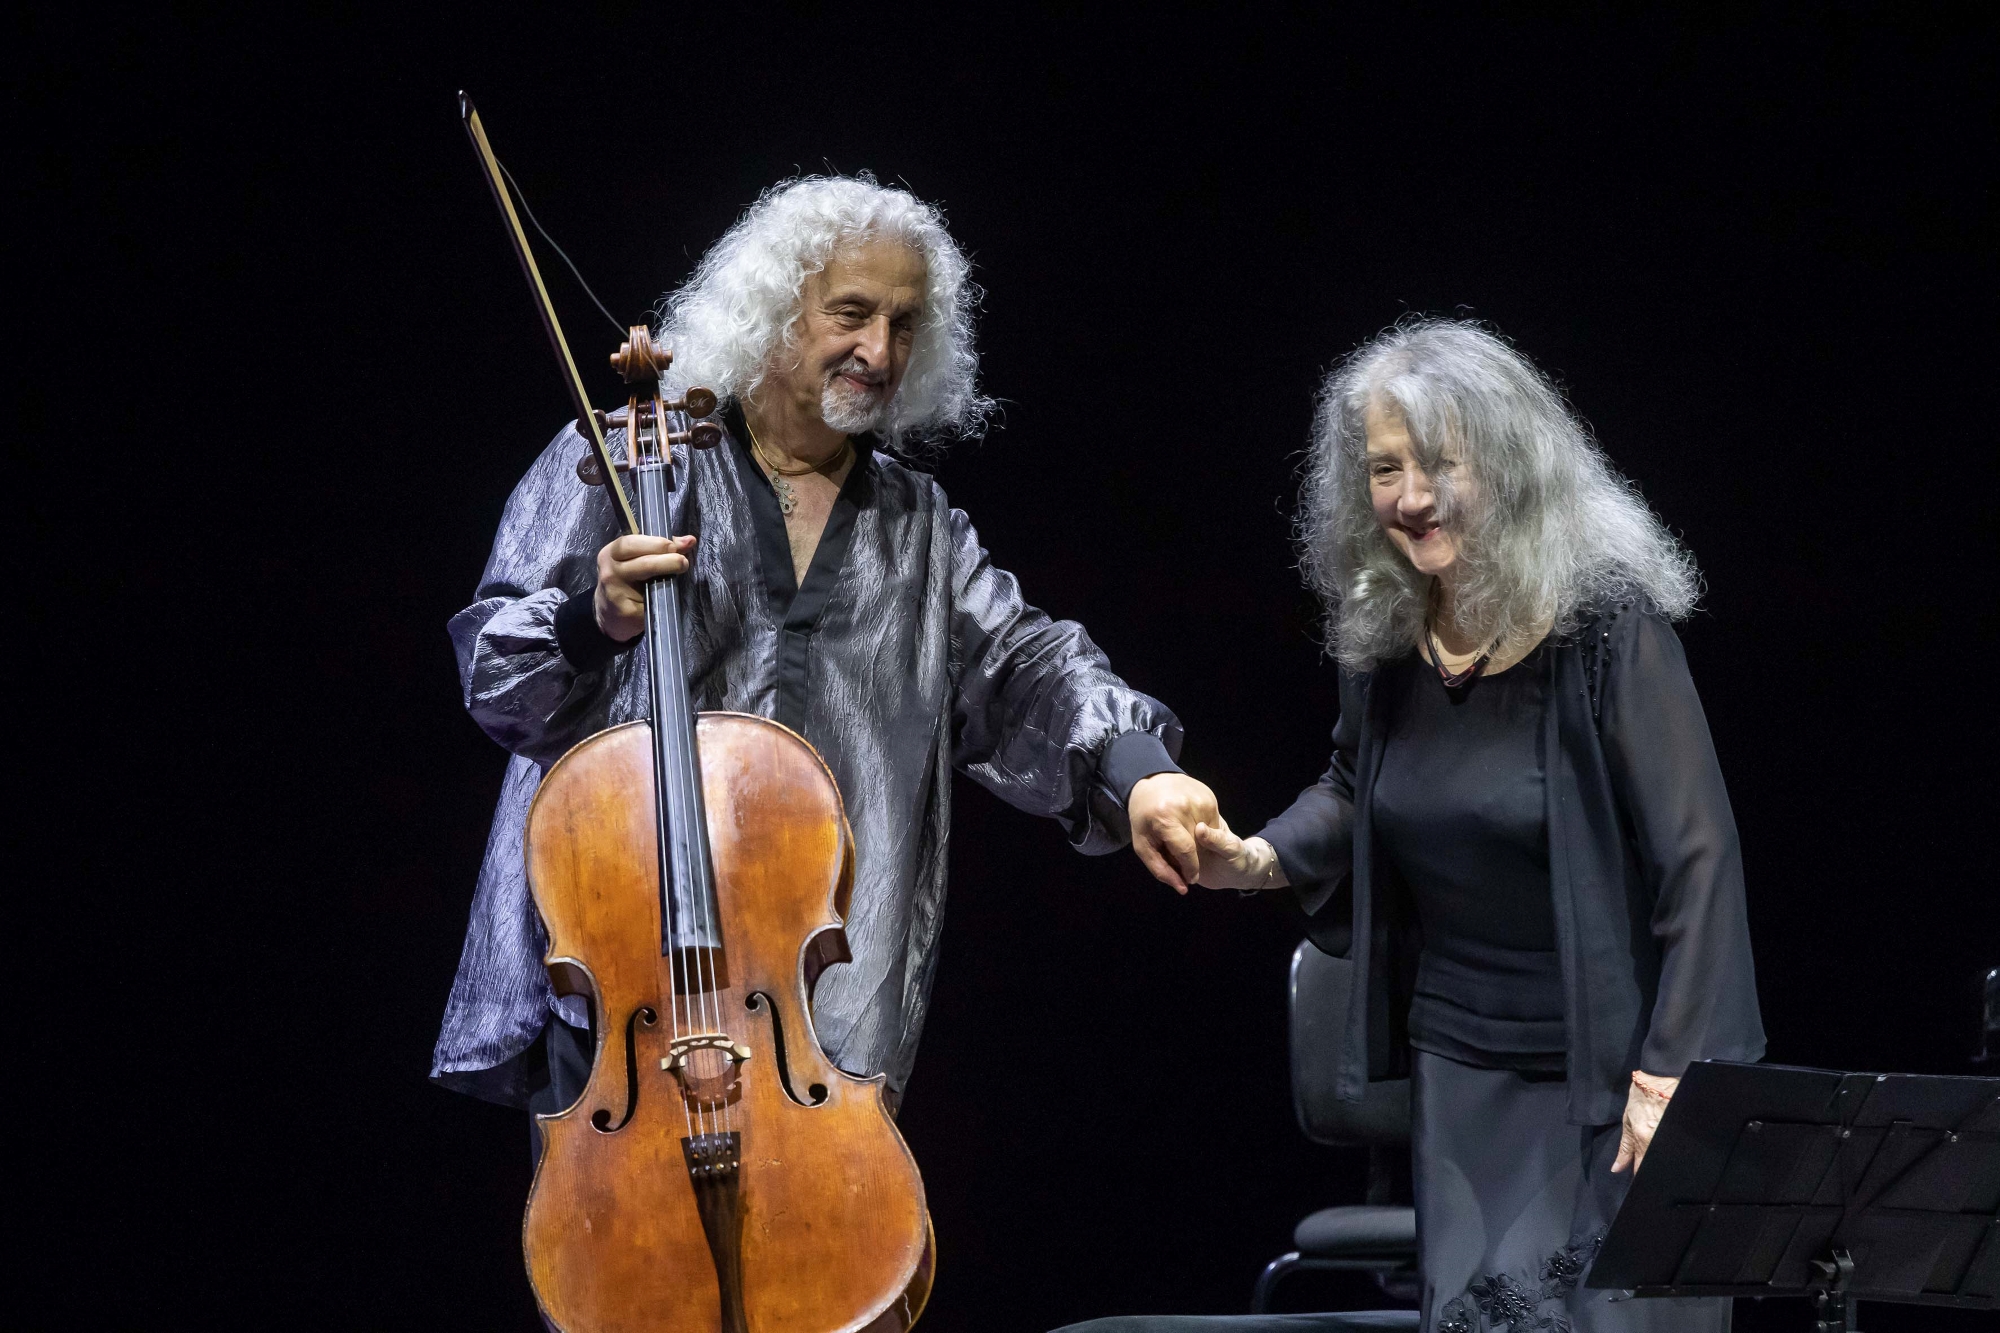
657 173 990 452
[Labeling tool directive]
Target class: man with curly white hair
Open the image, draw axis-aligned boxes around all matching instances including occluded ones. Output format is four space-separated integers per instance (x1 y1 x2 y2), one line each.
433 175 1217 1128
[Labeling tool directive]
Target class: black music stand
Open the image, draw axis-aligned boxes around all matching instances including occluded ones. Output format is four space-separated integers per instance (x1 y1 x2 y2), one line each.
1588 1060 1999 1331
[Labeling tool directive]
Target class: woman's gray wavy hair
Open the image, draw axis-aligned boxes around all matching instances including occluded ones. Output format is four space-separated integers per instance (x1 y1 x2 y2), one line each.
1301 318 1699 670
656 173 990 453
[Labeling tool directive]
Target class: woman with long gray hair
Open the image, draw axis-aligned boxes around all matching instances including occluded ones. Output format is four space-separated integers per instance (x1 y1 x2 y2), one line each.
1194 319 1764 1331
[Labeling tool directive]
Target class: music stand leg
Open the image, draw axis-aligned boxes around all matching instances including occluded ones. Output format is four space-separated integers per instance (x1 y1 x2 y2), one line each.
1809 1249 1860 1333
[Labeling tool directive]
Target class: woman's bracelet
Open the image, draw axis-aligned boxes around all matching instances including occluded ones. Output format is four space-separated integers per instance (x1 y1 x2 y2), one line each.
1246 837 1280 888
1230 838 1281 896
1630 1071 1676 1102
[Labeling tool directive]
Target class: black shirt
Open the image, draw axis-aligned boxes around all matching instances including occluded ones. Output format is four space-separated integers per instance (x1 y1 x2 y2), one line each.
1373 642 1567 1072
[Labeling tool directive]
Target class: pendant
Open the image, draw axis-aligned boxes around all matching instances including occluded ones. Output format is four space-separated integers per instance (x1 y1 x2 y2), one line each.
772 475 797 516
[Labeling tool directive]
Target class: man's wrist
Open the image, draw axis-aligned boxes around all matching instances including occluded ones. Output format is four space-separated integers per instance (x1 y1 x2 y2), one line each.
554 591 639 671
1103 731 1183 808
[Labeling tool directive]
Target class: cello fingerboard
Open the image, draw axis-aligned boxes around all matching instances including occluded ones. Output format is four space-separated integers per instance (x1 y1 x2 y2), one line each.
633 411 722 958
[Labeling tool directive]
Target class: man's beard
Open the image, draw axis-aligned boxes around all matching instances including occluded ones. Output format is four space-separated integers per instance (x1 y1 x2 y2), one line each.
820 361 889 434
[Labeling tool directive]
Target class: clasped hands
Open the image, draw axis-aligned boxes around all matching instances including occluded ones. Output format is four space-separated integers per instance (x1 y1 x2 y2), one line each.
1126 776 1288 894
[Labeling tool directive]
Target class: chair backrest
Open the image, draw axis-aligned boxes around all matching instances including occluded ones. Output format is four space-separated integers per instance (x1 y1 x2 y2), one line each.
1980 966 1998 1064
1290 938 1411 1146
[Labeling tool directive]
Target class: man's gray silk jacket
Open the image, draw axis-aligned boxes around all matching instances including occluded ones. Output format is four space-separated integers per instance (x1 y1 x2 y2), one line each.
432 410 1182 1106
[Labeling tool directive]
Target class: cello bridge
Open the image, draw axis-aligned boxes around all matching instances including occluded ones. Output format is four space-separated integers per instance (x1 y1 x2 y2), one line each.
663 1033 752 1103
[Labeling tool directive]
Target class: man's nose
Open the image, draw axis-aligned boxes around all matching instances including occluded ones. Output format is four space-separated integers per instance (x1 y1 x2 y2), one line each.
853 315 892 367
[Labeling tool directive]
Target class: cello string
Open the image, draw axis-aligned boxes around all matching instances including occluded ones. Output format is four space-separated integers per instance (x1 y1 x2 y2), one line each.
668 407 731 1136
658 405 726 1138
651 460 699 1142
699 433 735 1141
663 411 713 1134
637 448 695 1141
654 444 708 1142
672 458 721 1142
653 411 702 1136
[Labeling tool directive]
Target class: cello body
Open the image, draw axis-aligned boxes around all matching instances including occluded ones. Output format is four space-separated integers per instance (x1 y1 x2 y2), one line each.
524 715 932 1332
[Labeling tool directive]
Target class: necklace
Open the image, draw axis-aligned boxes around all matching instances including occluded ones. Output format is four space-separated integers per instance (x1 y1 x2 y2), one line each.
1424 580 1502 690
1425 618 1500 691
744 419 851 517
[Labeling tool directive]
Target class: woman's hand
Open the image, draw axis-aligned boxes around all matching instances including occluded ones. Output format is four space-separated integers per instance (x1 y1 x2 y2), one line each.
1612 1071 1679 1174
1190 821 1289 891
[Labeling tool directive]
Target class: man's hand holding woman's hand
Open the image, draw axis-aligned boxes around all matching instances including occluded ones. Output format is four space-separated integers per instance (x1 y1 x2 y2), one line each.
1127 773 1220 893
1127 775 1291 895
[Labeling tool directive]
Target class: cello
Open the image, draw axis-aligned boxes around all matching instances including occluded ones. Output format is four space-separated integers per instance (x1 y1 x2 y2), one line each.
459 96 934 1333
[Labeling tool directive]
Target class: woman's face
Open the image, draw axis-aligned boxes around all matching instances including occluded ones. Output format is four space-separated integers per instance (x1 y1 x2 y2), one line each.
1366 398 1466 581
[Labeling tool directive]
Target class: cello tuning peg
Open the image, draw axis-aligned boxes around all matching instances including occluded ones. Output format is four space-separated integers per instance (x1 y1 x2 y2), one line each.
576 452 607 486
679 387 717 419
666 422 723 449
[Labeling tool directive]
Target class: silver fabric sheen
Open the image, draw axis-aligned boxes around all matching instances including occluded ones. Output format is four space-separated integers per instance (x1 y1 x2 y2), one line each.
432 419 1180 1105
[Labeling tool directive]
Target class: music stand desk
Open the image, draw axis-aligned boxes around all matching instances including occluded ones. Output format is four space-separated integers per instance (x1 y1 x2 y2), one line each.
1589 1061 1998 1330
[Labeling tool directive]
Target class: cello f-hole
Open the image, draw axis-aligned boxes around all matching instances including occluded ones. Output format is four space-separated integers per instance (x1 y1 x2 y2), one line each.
746 992 828 1107
590 1006 656 1133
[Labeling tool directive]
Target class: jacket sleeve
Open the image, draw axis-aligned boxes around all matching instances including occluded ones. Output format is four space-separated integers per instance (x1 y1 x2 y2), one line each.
1599 608 1766 1075
945 506 1183 855
1255 668 1365 952
447 422 637 770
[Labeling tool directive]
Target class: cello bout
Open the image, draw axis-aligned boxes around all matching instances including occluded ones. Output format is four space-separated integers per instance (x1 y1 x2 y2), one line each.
524 716 929 1332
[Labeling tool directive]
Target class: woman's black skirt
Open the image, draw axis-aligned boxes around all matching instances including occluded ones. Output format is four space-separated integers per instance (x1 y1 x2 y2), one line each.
1412 1050 1730 1332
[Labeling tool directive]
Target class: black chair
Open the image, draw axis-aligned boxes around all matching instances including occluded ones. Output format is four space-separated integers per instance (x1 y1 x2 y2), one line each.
1978 965 1998 1064
1249 940 1419 1316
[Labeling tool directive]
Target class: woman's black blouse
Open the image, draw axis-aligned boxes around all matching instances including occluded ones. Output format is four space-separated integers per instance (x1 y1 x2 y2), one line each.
1255 605 1765 1126
1374 643 1567 1072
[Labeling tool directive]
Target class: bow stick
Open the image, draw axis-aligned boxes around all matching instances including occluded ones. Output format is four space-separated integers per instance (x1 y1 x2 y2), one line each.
459 92 639 535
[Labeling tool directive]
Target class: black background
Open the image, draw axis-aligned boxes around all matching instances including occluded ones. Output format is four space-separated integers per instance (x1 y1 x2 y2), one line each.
22 6 1998 1330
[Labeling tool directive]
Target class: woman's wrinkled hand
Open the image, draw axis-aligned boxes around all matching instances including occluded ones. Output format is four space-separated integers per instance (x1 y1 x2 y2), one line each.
1612 1071 1679 1174
1191 821 1289 891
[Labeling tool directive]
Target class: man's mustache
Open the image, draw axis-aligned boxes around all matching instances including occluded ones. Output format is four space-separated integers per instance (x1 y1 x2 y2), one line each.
828 360 887 389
